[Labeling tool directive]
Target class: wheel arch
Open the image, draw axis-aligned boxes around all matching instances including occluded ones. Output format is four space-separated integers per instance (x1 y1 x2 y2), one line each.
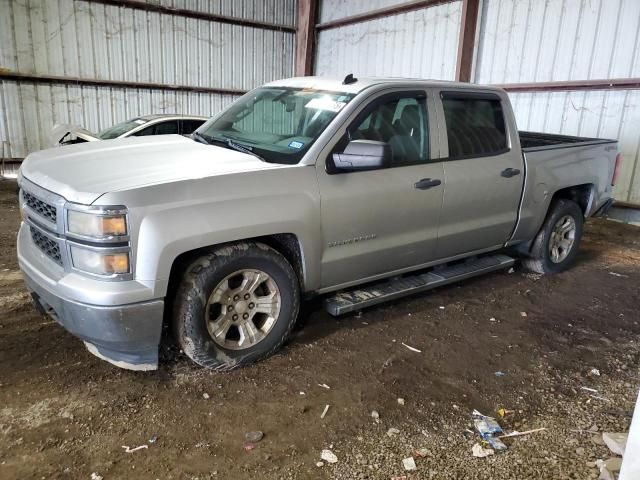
163 234 307 330
549 183 595 217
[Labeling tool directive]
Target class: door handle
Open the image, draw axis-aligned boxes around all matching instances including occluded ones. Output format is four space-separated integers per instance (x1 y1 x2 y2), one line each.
414 178 442 190
501 168 521 178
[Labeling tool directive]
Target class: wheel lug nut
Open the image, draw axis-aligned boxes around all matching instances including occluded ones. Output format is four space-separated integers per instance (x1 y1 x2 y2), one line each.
243 313 249 320
227 305 233 311
249 303 255 309
233 295 240 301
244 293 250 300
232 314 238 321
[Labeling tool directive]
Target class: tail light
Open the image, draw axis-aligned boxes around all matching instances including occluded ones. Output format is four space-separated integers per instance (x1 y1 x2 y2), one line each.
612 153 622 186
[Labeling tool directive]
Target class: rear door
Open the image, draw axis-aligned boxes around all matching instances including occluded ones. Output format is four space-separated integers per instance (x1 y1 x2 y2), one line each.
434 90 524 259
316 89 444 289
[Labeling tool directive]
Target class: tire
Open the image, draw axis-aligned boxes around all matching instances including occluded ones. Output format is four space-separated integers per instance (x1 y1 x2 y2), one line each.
522 198 584 274
172 242 300 370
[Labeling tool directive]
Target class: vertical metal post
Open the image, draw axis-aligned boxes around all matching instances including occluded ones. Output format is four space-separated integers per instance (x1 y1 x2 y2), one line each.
295 0 318 76
455 0 481 83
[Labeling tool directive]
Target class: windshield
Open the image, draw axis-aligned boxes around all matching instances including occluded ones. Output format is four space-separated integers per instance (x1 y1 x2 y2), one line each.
97 118 148 139
196 87 355 164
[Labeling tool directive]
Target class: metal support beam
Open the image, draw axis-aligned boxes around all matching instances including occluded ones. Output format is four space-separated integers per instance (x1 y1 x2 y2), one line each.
0 72 247 96
316 0 456 31
295 0 318 76
496 78 640 92
86 0 295 32
455 0 480 82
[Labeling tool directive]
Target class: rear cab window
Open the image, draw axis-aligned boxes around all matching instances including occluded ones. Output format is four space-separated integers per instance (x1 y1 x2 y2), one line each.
440 92 508 160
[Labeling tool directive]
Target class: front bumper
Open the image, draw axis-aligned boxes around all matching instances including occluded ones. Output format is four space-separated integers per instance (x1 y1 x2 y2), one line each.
18 224 164 371
23 271 163 370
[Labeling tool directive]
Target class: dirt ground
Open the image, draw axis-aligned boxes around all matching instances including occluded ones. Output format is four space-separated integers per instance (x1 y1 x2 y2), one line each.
0 178 638 480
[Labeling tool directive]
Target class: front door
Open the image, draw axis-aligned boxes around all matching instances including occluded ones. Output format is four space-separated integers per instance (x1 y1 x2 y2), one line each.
434 90 524 259
316 90 444 289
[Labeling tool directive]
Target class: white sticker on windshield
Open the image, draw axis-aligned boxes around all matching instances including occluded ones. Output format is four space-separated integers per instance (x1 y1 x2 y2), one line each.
305 97 346 113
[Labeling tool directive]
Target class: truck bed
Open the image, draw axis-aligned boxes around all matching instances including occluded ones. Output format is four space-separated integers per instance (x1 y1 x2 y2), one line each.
519 131 616 152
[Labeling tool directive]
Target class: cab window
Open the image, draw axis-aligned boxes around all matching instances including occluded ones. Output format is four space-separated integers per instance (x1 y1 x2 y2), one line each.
441 92 507 159
349 95 429 166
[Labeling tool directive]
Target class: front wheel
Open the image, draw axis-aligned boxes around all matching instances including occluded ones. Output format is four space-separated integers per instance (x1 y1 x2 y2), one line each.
172 242 300 370
522 199 584 274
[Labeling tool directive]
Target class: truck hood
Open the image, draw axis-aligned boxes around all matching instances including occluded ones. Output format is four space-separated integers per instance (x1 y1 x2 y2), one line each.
20 135 282 204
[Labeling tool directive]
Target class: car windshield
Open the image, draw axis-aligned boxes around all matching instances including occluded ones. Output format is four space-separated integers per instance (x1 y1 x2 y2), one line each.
196 87 355 164
97 118 148 139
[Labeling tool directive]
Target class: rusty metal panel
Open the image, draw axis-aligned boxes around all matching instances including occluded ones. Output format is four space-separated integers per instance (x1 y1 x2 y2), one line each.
510 89 640 204
475 0 640 84
315 1 462 80
0 0 294 158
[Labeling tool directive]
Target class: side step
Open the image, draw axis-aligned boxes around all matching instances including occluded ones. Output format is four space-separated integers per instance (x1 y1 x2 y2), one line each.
324 254 515 316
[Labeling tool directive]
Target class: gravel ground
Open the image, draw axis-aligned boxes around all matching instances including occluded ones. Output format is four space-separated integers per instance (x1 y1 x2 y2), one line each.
0 179 638 479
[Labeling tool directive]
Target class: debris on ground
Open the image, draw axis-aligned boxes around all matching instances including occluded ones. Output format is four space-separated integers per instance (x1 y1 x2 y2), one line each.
602 432 628 455
494 371 506 377
402 457 417 471
387 427 400 437
608 271 628 278
499 427 547 438
497 408 514 418
121 445 148 453
371 410 380 422
471 443 495 458
90 473 103 480
581 386 599 393
401 342 421 353
391 476 407 480
520 311 527 317
202 393 210 399
316 461 324 467
472 410 507 451
320 404 330 419
589 368 601 376
414 448 429 458
244 431 264 443
243 442 257 451
397 398 405 406
148 435 158 444
318 383 331 389
321 449 338 464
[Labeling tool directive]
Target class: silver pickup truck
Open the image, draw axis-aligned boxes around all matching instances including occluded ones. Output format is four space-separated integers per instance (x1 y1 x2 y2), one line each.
17 76 621 371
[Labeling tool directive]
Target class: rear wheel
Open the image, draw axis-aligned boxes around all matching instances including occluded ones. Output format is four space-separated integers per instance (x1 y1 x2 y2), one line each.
522 199 584 274
173 242 300 370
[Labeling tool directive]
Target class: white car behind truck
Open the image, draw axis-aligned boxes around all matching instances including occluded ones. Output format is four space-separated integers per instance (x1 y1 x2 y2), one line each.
17 76 621 371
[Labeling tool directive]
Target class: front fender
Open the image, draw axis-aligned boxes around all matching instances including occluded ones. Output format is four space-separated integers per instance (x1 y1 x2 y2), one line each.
97 167 322 297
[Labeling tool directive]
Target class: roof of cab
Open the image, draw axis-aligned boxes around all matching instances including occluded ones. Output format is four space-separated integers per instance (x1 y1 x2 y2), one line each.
264 76 505 95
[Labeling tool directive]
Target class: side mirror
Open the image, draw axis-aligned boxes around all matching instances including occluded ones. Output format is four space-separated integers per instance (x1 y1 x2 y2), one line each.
332 140 391 171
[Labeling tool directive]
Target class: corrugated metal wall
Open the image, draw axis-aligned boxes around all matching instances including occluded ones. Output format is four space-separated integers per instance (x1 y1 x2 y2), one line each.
0 0 296 159
475 0 640 203
315 1 462 80
318 0 411 23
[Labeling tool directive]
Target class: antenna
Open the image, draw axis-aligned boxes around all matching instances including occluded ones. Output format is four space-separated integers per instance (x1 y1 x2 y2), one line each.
342 73 358 85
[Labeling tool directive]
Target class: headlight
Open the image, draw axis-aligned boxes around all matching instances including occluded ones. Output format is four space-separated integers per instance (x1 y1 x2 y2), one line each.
67 210 127 238
70 246 130 276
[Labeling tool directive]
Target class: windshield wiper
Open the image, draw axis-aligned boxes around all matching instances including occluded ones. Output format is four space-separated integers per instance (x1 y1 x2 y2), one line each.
191 131 211 145
207 135 266 163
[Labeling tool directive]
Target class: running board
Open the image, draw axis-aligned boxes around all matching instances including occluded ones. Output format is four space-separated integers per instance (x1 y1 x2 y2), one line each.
324 254 515 316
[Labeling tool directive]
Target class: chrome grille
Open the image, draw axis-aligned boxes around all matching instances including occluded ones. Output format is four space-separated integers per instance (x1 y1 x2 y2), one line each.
23 191 57 224
30 228 63 266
